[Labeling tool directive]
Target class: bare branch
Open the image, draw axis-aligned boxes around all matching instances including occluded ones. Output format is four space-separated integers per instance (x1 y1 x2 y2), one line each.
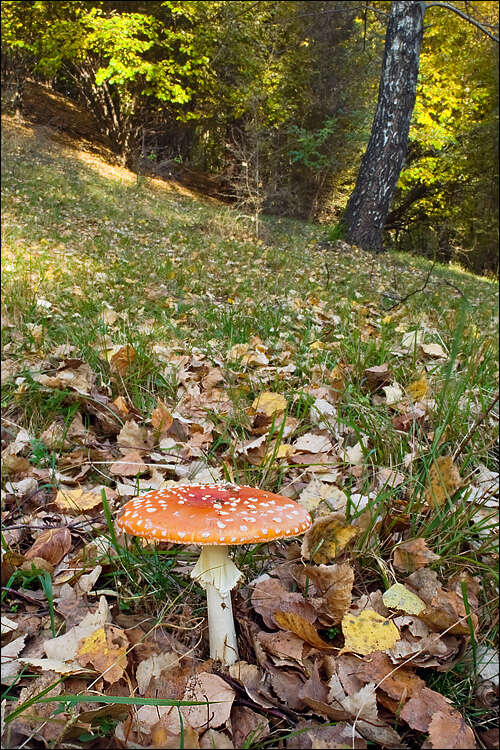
425 1 499 42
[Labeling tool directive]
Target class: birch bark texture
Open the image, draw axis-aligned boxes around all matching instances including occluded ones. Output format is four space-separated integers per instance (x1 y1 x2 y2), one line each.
344 1 425 252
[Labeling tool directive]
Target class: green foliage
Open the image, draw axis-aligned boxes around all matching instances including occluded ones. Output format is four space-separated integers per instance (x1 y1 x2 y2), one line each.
392 1 498 273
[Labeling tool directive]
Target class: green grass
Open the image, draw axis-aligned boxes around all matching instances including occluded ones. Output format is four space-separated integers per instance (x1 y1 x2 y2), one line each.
1 115 499 746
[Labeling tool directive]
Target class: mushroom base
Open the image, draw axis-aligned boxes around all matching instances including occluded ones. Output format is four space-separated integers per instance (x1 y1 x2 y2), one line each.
190 545 242 665
205 583 239 665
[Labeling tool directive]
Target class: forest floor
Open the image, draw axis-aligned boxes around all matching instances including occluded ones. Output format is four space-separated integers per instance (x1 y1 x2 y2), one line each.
1 114 499 750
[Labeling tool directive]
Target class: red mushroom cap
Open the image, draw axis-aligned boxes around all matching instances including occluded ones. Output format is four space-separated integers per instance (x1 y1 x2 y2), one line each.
116 483 311 545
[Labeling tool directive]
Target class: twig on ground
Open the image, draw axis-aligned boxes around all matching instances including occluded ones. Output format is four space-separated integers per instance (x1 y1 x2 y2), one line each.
453 393 500 461
384 259 437 310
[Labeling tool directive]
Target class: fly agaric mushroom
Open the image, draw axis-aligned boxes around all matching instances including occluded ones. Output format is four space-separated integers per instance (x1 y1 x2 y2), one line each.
116 483 311 665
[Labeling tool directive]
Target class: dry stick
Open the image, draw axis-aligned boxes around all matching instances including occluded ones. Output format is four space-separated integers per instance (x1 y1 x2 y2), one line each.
453 393 499 461
384 259 437 311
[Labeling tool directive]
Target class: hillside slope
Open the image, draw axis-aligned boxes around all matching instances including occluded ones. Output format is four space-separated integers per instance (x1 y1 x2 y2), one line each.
1 114 498 749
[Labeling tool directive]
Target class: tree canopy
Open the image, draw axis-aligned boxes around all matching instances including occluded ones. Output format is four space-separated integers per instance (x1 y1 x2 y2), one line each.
1 0 498 273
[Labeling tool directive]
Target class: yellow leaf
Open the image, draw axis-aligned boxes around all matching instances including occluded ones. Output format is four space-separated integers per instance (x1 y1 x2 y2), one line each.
77 625 128 684
406 374 428 401
54 488 103 514
382 583 426 615
301 513 358 563
274 611 336 650
424 456 463 508
310 340 324 350
252 391 287 418
341 609 400 656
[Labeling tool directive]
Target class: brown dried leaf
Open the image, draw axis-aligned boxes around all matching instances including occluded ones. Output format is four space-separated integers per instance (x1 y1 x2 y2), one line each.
151 400 174 433
77 624 128 684
298 661 348 721
286 720 366 749
364 363 392 391
274 611 336 650
424 456 463 508
420 590 477 636
341 682 403 747
304 563 354 624
110 450 148 476
393 538 440 573
110 345 136 375
428 710 476 748
12 670 63 742
356 651 425 703
420 342 447 359
230 705 269 748
400 687 455 731
181 672 235 729
251 576 288 629
117 419 151 454
25 527 71 565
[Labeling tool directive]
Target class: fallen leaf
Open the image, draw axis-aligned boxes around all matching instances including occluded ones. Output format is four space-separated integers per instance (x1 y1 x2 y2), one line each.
110 345 136 375
136 652 180 695
341 682 403 747
273 611 336 650
355 651 425 703
252 391 287 417
400 687 455 731
112 395 129 415
43 596 111 668
309 398 337 426
298 479 347 513
420 342 447 359
117 419 151 454
110 450 148 476
301 513 358 563
181 672 235 729
54 488 103 513
420 590 477 636
342 442 365 465
77 624 128 684
341 609 400 656
428 709 476 748
383 382 405 405
199 729 234 749
401 330 424 350
364 363 392 390
406 373 428 401
285 720 366 749
393 538 440 573
1 634 27 684
25 527 71 565
304 563 354 624
230 705 269 748
294 432 331 453
424 456 463 507
151 400 174 433
298 662 347 720
382 583 426 615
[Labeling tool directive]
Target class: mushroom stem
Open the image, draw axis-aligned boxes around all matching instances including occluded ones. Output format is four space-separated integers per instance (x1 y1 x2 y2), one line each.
191 545 242 666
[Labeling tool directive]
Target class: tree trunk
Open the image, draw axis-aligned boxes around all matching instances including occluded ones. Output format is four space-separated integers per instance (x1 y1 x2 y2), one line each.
343 1 425 252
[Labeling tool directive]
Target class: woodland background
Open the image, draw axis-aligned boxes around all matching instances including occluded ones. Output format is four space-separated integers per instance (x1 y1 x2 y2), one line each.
1 0 498 274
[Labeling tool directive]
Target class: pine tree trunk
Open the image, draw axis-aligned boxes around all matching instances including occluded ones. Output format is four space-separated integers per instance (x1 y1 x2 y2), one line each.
343 1 425 252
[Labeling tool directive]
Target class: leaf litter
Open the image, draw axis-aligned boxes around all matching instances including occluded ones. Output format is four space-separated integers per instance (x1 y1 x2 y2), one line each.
1 119 498 748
